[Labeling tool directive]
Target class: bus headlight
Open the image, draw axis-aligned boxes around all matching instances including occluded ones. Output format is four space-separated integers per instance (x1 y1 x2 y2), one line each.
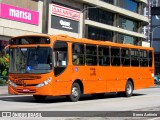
8 80 17 88
36 77 52 88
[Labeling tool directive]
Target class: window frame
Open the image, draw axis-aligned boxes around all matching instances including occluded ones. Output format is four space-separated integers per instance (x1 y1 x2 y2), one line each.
131 49 139 67
98 46 110 66
111 47 121 66
72 43 85 65
121 48 131 66
85 44 98 66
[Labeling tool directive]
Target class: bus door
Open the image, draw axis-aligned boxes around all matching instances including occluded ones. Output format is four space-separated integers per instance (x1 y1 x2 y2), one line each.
53 41 69 95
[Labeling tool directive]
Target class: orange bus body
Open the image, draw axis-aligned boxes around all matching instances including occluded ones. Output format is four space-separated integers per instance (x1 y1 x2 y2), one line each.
8 34 154 101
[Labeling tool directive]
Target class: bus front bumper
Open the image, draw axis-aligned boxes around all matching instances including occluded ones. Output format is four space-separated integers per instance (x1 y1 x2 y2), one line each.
8 84 54 96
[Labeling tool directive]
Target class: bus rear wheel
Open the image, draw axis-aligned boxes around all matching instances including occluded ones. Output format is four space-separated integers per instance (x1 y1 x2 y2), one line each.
33 95 46 102
68 83 81 102
118 81 133 97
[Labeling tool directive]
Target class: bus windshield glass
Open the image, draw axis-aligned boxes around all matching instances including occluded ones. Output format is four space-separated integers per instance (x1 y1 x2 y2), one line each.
9 36 50 44
9 47 52 74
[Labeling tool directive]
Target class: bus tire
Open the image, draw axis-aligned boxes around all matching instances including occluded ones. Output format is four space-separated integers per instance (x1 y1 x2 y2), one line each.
68 83 81 102
118 81 133 97
125 81 133 97
33 95 46 102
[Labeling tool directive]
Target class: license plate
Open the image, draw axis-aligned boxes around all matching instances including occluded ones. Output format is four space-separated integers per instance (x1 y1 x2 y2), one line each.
23 88 30 92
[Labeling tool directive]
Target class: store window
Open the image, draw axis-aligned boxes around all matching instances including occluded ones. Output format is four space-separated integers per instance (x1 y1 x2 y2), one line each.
87 26 113 41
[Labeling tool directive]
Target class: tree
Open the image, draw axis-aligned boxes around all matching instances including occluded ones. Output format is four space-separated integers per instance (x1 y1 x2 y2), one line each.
0 53 9 77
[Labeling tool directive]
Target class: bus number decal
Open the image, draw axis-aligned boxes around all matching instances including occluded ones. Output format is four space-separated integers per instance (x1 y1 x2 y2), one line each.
90 68 96 76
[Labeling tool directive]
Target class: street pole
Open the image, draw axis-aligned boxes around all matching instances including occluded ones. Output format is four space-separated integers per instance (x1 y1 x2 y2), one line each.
42 0 49 34
78 6 100 38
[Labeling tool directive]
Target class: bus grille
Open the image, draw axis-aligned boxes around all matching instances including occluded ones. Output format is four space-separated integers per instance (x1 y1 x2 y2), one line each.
11 76 41 80
16 84 38 86
10 75 41 87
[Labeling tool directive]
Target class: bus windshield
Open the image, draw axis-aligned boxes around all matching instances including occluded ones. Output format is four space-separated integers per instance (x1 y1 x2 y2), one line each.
9 47 52 74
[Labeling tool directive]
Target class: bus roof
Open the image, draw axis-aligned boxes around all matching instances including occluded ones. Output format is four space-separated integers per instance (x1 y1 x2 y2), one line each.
11 34 153 50
52 34 153 50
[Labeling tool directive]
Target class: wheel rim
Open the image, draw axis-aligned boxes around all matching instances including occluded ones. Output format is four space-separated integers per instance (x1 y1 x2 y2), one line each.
72 87 79 98
127 84 132 94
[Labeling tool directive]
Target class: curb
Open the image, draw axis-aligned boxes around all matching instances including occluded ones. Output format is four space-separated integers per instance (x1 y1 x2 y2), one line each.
0 94 9 96
0 86 8 95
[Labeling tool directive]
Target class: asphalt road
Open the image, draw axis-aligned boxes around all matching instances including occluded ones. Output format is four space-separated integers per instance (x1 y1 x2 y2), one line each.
0 86 160 120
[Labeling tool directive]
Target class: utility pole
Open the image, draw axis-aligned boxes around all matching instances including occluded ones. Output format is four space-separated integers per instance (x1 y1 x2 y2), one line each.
42 0 49 34
148 0 151 46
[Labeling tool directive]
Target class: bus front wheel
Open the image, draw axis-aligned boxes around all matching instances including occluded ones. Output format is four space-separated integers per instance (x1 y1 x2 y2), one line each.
33 95 46 102
68 83 81 102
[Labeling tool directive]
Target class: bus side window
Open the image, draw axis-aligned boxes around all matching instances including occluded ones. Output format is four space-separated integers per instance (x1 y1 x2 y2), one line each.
72 43 85 65
121 48 130 66
111 47 120 66
149 51 152 67
140 50 148 67
98 46 110 66
131 49 139 67
86 45 97 65
72 55 79 64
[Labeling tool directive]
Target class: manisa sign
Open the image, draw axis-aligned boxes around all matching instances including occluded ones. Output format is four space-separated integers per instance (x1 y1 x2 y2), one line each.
0 3 39 25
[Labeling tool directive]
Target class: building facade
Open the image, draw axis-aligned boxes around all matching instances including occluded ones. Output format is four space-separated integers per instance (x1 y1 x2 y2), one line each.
0 0 43 52
0 0 148 52
150 0 160 74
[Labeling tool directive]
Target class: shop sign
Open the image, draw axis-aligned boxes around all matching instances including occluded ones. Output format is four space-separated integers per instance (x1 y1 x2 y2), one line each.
51 4 80 21
51 16 78 33
0 3 39 25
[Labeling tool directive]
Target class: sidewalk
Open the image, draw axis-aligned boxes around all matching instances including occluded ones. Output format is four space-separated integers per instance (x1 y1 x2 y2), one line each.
0 86 8 95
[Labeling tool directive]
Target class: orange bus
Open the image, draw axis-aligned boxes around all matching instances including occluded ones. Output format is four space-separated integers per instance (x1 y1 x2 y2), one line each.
8 34 154 102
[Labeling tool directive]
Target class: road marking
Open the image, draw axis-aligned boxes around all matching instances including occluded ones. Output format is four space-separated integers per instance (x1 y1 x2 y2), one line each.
149 117 160 120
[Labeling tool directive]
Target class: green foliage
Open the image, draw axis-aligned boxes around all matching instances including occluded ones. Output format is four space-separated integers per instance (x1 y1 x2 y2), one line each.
0 54 9 76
